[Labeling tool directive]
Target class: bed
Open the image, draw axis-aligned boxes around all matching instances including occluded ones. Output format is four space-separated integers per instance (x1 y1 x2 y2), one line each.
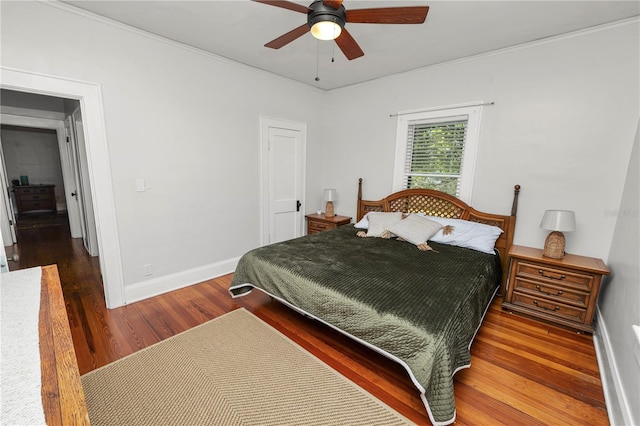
230 179 520 425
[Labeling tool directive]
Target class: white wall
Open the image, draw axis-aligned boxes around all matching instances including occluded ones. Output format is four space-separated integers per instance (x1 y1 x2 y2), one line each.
0 1 324 300
597 120 639 426
320 20 639 262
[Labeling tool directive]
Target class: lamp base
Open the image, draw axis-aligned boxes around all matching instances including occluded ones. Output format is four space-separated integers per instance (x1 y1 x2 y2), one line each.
325 201 334 218
543 231 566 259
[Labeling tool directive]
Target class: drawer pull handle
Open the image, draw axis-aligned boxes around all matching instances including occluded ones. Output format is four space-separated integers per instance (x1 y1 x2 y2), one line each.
538 269 566 280
533 300 560 312
535 285 563 296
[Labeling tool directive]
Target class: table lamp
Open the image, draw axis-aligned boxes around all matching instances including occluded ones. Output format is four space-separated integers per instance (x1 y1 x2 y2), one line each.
324 189 336 218
540 210 576 259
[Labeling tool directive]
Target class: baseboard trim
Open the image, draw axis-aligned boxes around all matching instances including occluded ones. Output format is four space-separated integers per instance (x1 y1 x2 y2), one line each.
124 257 240 305
593 306 634 426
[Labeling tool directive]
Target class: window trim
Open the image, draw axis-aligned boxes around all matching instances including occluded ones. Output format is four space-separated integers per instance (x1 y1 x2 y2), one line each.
392 103 484 204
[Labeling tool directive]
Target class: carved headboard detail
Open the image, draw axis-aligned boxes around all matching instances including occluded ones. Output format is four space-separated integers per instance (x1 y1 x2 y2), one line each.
356 178 520 295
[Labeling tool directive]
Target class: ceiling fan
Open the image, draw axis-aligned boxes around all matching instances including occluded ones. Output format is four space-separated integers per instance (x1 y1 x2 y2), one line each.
255 0 429 60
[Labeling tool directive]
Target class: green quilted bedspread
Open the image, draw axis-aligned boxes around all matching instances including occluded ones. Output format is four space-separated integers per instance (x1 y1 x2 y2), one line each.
230 225 500 425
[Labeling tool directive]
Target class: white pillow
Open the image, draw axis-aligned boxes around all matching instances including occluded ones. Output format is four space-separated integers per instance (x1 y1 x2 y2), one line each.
366 212 403 237
388 214 443 246
354 213 370 229
423 216 503 254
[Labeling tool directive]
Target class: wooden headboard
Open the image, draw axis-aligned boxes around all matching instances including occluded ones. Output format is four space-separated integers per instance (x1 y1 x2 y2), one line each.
356 179 520 295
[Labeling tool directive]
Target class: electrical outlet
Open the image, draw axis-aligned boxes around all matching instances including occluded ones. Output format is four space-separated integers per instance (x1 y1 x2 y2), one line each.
143 263 153 276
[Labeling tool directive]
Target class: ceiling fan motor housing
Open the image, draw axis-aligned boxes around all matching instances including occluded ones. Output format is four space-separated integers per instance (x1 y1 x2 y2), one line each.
307 0 346 30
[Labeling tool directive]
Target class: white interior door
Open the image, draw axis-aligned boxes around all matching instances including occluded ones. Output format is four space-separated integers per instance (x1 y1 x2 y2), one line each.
70 107 99 256
66 116 88 243
0 135 17 245
59 120 82 238
261 118 306 245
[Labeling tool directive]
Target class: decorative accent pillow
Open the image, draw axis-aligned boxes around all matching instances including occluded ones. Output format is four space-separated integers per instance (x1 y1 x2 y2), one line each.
354 213 370 229
423 216 503 254
388 214 443 246
355 211 409 229
366 212 403 238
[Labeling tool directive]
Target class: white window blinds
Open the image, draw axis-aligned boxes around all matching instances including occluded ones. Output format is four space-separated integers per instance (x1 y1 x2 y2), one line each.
403 118 468 196
393 103 483 203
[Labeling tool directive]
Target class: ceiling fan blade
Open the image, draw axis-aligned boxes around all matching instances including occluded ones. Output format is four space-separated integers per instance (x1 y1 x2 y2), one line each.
346 6 429 24
253 0 311 14
335 28 364 60
323 0 343 9
265 24 309 49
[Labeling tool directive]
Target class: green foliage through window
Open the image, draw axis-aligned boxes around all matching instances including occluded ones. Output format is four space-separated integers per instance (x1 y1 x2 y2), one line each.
404 119 467 196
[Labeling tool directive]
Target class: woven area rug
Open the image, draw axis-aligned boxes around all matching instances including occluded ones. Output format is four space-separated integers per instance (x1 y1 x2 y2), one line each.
81 308 412 425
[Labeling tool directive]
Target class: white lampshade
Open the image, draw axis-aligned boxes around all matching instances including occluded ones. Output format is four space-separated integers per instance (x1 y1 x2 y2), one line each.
323 188 337 202
540 210 576 232
540 210 575 258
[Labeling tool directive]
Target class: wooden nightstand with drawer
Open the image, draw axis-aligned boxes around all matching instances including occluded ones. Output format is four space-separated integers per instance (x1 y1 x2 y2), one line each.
305 213 352 235
503 245 609 333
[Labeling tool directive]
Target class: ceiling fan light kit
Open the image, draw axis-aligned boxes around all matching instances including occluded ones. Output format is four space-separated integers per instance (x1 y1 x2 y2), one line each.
310 21 342 40
308 1 345 41
256 0 429 60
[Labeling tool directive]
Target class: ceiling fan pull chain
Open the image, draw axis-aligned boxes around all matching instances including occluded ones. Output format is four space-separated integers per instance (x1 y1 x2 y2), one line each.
315 39 320 82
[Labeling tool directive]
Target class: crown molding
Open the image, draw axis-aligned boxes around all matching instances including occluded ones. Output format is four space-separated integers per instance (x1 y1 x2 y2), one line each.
40 1 324 94
329 16 640 92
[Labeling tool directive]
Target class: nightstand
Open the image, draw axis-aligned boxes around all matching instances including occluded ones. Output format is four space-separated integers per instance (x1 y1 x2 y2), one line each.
503 245 609 333
305 213 352 235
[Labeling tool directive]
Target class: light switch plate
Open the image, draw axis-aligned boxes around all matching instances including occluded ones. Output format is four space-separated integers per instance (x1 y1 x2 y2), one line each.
136 178 146 192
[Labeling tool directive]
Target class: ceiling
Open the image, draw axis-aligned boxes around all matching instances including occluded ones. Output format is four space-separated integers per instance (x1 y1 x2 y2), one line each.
62 1 639 90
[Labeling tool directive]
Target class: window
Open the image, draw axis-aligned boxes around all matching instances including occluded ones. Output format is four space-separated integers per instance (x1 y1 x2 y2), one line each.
392 104 483 203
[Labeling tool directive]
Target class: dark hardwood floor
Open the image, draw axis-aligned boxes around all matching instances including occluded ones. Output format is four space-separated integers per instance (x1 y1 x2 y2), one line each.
8 220 609 425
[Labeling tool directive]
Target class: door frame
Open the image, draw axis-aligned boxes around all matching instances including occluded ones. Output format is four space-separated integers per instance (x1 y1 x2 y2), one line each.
69 106 99 255
1 67 125 308
260 117 307 246
0 136 17 245
0 113 83 239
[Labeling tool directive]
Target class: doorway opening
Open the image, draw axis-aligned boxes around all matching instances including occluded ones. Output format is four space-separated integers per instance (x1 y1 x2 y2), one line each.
1 125 69 233
0 90 95 256
1 67 124 308
0 104 98 274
